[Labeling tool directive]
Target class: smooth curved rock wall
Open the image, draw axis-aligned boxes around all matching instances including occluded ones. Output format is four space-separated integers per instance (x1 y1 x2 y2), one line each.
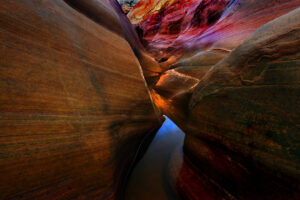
0 0 161 199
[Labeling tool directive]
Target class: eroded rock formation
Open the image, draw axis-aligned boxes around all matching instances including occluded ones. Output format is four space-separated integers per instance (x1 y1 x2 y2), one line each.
118 0 139 14
128 0 300 60
1 0 300 199
0 0 161 199
151 3 300 200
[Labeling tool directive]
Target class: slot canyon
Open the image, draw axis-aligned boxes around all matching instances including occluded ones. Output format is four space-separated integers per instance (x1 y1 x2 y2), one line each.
0 0 300 199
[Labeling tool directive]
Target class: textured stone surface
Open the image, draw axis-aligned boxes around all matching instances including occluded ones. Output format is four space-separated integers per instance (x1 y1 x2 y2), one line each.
117 0 140 14
154 49 229 100
0 0 161 199
2 0 300 199
128 0 300 60
172 50 229 69
189 5 300 176
155 7 300 199
65 0 124 35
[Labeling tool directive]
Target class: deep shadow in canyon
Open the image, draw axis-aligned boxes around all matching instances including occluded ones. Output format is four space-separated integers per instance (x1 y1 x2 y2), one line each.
125 116 184 200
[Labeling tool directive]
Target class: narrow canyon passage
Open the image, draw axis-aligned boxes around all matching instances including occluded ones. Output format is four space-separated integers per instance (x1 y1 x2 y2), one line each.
0 0 299 199
125 116 185 200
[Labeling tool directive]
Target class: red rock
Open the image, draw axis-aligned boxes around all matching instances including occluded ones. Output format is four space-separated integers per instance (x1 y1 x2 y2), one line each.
128 0 300 60
0 0 161 199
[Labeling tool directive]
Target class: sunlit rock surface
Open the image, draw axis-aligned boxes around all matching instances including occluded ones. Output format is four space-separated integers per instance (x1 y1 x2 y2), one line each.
118 0 139 14
0 0 161 199
128 0 300 60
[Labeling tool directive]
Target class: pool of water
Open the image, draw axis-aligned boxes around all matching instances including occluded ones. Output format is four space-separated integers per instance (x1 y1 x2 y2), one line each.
125 116 185 200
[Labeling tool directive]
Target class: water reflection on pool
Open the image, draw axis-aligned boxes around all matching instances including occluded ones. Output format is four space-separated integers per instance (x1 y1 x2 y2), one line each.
125 116 185 200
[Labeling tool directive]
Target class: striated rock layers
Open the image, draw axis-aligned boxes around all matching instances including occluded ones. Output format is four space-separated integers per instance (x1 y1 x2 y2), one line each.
117 0 140 14
153 5 300 200
0 0 161 199
1 0 300 199
128 0 300 60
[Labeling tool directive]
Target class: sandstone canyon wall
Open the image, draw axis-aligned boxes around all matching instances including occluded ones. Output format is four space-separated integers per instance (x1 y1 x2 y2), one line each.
1 0 300 199
149 2 300 199
0 0 161 199
128 0 300 60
